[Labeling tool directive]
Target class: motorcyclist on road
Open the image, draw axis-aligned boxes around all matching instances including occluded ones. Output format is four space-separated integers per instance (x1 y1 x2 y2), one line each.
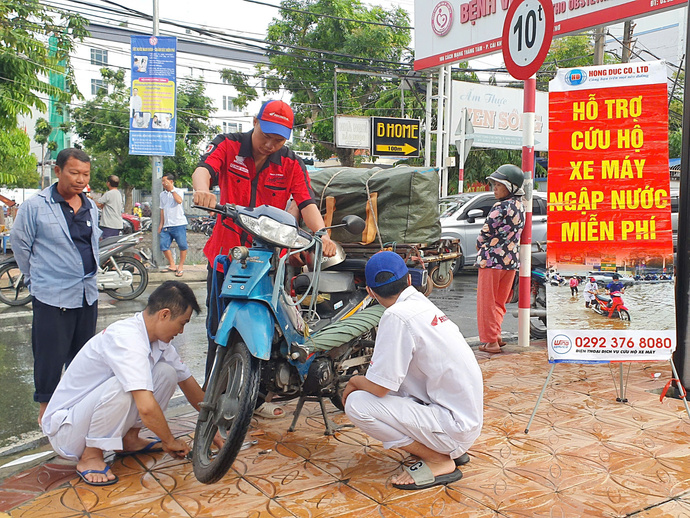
583 277 598 308
605 273 625 295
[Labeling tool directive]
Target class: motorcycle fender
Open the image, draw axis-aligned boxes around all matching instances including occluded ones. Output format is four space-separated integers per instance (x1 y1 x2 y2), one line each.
215 301 273 360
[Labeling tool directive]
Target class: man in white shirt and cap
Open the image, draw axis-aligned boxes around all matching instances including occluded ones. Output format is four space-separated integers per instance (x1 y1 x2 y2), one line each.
343 251 483 491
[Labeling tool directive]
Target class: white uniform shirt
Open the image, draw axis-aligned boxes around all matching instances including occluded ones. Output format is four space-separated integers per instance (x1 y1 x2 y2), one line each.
42 312 192 436
584 281 598 302
366 286 483 435
160 188 188 227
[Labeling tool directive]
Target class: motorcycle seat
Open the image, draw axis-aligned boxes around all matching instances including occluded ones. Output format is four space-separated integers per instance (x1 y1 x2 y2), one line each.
294 271 356 294
596 294 611 303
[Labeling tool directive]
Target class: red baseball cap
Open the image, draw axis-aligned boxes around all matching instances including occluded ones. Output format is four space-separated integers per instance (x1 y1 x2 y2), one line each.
257 100 293 139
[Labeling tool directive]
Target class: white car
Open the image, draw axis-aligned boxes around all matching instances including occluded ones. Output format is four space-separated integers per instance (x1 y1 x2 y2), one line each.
440 191 548 273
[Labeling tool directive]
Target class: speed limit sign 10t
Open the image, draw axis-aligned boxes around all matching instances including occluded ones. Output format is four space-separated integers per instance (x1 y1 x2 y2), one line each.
502 0 554 80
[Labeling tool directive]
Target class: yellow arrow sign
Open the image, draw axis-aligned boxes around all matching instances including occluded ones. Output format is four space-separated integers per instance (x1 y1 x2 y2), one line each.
375 143 418 155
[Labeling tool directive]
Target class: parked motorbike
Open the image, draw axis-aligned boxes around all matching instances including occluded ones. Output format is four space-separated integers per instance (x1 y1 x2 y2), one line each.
191 203 382 484
590 291 631 320
509 245 547 339
0 232 149 306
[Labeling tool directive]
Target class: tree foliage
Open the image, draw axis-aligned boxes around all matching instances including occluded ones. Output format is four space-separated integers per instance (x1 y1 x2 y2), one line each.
71 69 217 207
0 127 33 186
261 0 414 166
0 1 88 131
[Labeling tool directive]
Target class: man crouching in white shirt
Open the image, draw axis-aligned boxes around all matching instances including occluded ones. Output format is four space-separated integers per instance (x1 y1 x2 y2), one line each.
343 251 483 491
41 280 217 486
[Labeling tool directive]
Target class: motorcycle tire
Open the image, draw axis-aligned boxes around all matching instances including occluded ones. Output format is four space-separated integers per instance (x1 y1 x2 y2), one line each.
530 284 547 339
193 340 260 484
0 262 32 306
618 310 631 321
103 256 149 301
330 333 376 411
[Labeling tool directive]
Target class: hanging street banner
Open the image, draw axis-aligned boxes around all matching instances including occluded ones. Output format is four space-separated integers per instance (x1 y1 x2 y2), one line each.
129 35 177 156
546 60 675 364
413 0 687 70
371 117 421 157
450 81 549 151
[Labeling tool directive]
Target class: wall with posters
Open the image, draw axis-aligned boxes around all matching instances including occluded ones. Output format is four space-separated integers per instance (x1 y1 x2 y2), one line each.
546 60 675 364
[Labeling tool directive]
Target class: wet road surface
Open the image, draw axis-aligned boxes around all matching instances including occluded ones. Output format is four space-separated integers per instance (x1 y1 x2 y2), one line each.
0 268 514 450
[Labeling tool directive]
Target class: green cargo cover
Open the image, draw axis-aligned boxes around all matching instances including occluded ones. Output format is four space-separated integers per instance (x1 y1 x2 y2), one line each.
308 166 441 245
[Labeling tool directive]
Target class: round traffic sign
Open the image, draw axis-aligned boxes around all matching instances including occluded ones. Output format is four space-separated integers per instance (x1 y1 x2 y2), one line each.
502 0 554 80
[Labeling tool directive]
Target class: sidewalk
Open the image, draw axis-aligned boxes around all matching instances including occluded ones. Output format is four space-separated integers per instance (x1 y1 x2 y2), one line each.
1 341 689 517
148 263 208 285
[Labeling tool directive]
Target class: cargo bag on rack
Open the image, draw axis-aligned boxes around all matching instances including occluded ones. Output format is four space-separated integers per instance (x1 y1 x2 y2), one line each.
308 166 441 245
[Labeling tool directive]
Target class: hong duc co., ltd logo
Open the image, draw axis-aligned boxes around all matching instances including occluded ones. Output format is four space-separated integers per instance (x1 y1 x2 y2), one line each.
551 334 572 355
565 69 587 86
431 1 453 37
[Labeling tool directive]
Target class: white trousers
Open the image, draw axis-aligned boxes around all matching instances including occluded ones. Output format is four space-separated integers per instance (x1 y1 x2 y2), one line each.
345 391 477 460
48 362 178 461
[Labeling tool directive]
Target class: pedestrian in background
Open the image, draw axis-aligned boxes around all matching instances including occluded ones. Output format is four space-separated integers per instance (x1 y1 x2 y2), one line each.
11 148 100 423
96 175 123 239
476 165 525 355
159 173 188 277
569 276 579 296
584 277 598 308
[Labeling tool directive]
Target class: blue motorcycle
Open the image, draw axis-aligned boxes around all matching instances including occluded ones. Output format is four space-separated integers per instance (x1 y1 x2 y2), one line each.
191 203 382 484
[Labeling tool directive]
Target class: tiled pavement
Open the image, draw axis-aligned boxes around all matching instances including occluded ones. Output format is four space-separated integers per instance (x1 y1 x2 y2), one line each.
1 343 690 517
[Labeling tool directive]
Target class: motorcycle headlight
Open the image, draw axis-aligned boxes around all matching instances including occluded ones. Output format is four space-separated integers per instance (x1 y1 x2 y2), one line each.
238 214 312 249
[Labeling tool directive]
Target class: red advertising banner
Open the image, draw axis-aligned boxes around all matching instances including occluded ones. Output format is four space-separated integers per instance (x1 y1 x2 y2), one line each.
546 61 675 363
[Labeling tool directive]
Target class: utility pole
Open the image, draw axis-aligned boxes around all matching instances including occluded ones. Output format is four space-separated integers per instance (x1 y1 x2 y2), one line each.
150 0 164 267
593 26 606 65
621 20 634 63
674 4 690 395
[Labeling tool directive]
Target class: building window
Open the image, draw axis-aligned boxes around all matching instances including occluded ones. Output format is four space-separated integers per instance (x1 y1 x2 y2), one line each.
90 48 108 66
222 122 239 133
222 96 237 112
91 79 107 95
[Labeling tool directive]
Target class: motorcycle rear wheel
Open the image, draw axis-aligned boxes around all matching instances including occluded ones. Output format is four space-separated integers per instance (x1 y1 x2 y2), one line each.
193 340 260 484
103 256 148 300
618 310 631 321
530 283 547 339
0 262 31 306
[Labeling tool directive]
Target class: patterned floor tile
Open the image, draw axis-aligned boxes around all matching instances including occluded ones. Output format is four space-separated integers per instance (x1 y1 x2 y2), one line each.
69 471 167 513
634 497 690 518
86 494 191 517
0 463 77 493
9 488 85 517
0 492 39 514
275 480 377 517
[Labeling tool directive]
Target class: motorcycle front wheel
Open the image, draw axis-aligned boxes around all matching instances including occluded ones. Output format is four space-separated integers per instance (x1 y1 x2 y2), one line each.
193 340 260 484
618 310 631 321
0 262 31 306
103 256 148 300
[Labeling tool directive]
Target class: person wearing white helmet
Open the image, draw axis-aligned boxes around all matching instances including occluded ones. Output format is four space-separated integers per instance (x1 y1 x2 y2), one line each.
476 164 526 354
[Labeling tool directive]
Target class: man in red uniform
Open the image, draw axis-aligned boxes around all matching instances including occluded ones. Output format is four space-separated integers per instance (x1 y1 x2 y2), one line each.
192 100 336 415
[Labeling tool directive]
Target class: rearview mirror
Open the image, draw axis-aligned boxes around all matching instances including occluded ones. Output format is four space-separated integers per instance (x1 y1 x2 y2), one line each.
342 215 366 235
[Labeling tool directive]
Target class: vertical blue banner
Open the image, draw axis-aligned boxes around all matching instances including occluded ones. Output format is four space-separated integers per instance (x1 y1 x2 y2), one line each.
129 35 177 156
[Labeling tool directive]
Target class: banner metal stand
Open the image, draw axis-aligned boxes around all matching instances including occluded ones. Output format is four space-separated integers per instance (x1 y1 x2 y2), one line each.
524 359 690 434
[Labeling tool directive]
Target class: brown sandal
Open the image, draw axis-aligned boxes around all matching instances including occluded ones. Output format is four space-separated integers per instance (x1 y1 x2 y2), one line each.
483 342 502 354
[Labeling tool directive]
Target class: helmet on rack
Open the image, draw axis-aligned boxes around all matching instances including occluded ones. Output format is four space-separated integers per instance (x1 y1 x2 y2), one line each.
487 164 525 196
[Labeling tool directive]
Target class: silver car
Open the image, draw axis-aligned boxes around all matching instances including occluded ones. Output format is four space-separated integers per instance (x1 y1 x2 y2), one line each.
440 191 548 273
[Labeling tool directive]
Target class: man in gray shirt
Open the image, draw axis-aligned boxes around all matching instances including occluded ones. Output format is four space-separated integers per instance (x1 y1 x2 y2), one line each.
96 175 124 239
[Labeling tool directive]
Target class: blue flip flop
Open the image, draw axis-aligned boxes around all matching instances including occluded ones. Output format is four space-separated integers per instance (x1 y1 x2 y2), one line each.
77 465 119 486
116 438 163 456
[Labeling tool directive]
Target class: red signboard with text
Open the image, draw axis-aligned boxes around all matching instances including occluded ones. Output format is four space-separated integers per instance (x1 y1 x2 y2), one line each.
546 61 675 363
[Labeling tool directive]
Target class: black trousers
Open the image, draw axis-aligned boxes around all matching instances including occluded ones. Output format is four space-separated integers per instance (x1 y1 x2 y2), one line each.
32 296 97 403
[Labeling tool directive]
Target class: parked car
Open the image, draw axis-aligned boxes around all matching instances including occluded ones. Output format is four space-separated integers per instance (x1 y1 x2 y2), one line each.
586 271 635 288
440 191 548 273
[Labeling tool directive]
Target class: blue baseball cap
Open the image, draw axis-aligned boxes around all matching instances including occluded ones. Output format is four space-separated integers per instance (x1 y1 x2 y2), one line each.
365 251 408 288
257 100 293 140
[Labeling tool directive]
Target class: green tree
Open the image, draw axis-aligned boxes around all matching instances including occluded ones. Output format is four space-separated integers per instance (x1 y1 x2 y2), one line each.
0 1 88 131
0 127 32 186
262 0 413 166
33 117 53 188
72 69 217 208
